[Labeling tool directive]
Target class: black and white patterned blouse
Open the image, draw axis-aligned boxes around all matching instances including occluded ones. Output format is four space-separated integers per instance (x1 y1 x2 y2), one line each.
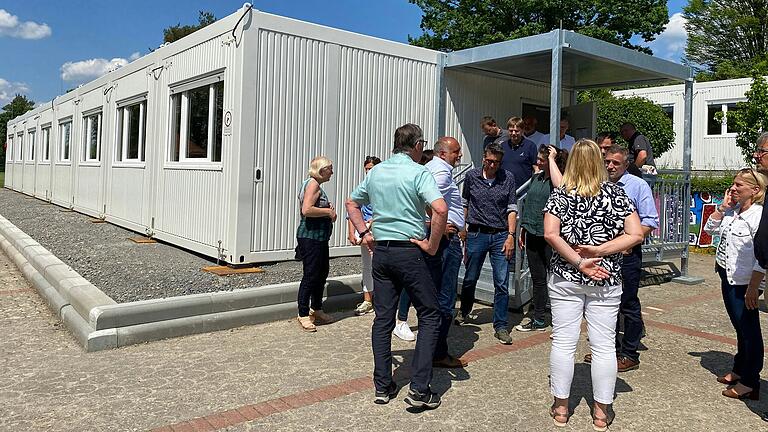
543 181 636 286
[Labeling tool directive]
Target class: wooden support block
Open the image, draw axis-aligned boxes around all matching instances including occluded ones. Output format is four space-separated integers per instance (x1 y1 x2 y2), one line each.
202 266 265 276
59 209 75 213
89 218 106 223
128 237 157 244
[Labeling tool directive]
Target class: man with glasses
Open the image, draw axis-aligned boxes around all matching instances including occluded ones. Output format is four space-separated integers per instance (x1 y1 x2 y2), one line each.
751 132 768 422
346 123 448 410
586 144 658 372
457 142 518 344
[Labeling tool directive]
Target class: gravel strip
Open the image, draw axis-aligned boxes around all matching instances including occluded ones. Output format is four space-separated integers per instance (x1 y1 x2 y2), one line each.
0 189 362 303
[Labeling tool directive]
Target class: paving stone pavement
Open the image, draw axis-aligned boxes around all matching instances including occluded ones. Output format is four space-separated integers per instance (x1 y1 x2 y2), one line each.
2 250 768 431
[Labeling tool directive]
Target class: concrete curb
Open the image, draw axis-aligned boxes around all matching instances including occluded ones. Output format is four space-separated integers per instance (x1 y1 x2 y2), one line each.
0 213 363 352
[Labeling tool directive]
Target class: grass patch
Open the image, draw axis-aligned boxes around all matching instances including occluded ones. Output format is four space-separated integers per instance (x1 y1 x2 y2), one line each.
0 171 4 188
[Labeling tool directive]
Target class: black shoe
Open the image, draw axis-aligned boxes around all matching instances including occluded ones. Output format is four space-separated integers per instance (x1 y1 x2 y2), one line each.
404 388 441 409
515 319 548 332
454 311 467 325
374 382 398 405
494 328 513 345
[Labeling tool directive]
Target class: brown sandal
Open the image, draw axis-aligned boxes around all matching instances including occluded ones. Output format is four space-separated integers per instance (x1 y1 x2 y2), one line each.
297 315 316 332
591 404 615 431
550 404 569 427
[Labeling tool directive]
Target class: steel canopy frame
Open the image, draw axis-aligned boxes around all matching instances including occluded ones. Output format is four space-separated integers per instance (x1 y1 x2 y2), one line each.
441 29 702 284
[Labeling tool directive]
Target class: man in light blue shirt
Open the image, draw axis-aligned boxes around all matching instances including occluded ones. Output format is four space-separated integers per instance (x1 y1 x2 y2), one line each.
424 136 466 369
602 144 659 372
346 123 448 410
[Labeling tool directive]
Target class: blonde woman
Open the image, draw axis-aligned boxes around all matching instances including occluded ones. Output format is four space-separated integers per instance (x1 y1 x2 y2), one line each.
543 139 644 431
704 168 766 400
296 156 337 332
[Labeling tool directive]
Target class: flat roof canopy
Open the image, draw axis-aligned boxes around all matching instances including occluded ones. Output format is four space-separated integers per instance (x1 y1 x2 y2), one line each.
444 30 691 89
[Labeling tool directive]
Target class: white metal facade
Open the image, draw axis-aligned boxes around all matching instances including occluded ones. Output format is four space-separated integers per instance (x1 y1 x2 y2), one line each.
4 7 685 265
613 77 753 171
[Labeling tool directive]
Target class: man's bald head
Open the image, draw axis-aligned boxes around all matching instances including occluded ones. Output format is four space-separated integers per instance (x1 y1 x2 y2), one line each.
434 136 462 167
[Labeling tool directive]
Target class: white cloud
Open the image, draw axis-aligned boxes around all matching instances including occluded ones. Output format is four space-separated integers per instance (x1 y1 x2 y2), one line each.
0 78 31 106
129 52 141 61
61 57 129 82
646 13 688 61
0 9 51 40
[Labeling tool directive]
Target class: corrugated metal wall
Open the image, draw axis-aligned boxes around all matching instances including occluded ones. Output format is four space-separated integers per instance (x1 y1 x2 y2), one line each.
443 69 569 164
614 78 751 171
249 29 439 254
151 32 234 249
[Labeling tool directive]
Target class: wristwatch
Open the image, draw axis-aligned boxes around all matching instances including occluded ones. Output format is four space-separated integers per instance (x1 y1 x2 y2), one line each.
359 229 371 238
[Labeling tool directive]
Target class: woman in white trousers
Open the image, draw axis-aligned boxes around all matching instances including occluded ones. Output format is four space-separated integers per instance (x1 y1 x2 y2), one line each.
543 139 644 431
349 156 381 315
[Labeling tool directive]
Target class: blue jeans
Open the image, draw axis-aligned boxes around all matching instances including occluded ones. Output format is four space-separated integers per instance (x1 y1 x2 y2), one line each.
460 231 510 331
717 264 764 389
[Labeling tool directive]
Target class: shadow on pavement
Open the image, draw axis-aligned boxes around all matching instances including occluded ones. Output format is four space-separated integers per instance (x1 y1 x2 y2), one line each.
566 363 633 414
690 350 768 419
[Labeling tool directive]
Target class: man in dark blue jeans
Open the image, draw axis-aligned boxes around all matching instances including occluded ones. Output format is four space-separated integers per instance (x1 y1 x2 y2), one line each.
457 142 518 345
346 123 448 410
595 145 659 372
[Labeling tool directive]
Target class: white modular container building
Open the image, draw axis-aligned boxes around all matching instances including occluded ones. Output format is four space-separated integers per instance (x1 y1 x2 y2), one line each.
613 77 753 171
5 6 692 266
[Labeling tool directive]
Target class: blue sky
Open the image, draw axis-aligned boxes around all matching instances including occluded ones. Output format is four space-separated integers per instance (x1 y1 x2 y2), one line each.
0 0 689 107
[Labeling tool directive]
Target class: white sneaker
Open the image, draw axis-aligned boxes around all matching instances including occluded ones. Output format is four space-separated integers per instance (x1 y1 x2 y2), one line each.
393 320 416 341
354 300 374 316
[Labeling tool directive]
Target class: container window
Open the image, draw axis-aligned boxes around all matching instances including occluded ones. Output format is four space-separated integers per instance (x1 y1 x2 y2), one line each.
16 133 23 162
59 121 71 162
116 101 146 162
83 112 102 162
725 103 740 134
7 135 12 161
41 127 51 162
168 80 224 163
27 130 35 162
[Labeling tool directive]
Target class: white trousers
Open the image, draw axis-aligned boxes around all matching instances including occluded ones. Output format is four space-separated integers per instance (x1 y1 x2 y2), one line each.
360 245 374 293
548 274 622 404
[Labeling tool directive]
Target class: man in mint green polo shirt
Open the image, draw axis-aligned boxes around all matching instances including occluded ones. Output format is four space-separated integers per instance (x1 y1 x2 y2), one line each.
346 123 448 410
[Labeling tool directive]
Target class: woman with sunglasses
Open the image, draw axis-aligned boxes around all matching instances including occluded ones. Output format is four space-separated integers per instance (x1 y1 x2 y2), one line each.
544 139 643 430
349 156 381 316
516 145 568 332
704 168 767 400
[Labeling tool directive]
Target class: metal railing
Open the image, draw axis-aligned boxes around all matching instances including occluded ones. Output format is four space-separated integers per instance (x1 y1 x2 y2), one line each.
456 166 692 310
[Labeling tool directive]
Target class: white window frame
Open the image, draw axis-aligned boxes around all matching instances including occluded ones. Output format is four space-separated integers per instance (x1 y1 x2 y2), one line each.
705 100 744 137
16 133 23 162
40 124 51 163
7 135 12 162
167 72 224 166
115 96 147 165
82 111 102 163
26 128 36 162
58 120 72 163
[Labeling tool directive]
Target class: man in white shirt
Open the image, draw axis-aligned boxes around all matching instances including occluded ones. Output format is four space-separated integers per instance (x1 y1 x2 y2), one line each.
543 118 576 151
424 136 467 368
522 114 546 145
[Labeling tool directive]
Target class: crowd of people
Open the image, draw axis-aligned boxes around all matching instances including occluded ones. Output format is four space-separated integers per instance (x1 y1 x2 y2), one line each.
293 114 768 427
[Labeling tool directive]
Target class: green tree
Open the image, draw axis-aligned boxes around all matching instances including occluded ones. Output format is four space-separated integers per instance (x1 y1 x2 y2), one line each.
720 74 768 163
408 0 669 53
0 95 35 168
163 11 217 44
684 0 768 80
579 90 675 157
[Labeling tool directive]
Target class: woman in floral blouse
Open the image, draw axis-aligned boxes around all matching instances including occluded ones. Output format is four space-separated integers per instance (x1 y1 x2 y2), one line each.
543 139 644 431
